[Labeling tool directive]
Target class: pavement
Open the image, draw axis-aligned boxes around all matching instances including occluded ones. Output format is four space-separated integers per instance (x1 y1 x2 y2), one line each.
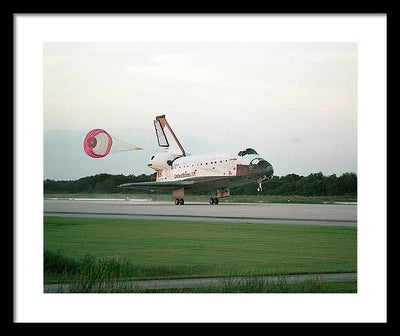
44 199 357 227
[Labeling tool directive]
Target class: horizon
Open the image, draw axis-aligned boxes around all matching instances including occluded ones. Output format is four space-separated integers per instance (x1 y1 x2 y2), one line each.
44 43 357 180
44 170 357 182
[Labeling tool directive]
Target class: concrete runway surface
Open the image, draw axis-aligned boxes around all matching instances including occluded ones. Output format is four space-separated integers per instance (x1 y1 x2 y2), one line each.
44 199 357 227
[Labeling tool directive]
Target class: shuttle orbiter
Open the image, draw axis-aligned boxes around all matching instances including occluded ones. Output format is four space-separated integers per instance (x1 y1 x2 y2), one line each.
118 115 274 205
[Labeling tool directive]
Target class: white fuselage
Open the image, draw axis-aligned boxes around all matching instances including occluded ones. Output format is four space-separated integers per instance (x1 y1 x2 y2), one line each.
149 151 266 182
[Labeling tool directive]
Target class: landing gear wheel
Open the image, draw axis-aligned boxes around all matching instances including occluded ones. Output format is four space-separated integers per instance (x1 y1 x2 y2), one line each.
210 197 219 205
175 198 185 205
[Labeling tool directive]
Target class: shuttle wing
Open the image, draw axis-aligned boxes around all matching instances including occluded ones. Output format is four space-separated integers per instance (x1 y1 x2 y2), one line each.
117 176 234 191
117 180 195 191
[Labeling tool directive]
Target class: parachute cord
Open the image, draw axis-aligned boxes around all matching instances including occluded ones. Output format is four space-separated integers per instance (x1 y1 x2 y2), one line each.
111 136 143 152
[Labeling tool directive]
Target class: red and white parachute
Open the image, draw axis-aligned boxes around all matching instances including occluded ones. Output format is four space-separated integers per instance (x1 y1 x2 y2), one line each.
83 129 142 158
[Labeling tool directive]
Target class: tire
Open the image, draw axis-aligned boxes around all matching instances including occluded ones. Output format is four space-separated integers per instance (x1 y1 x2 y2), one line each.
179 198 184 205
209 198 214 205
175 199 179 205
214 198 219 205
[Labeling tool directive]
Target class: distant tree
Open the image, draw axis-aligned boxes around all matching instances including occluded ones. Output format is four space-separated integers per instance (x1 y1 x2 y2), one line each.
44 172 357 196
337 172 357 195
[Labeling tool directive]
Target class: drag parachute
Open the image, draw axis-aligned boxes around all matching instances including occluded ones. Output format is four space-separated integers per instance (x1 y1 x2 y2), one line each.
83 128 143 158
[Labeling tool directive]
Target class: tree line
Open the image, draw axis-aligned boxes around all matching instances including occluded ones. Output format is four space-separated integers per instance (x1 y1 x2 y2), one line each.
44 171 357 196
231 172 356 196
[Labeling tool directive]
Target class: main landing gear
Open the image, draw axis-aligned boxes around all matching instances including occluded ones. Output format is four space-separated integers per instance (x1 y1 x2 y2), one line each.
174 198 219 205
209 187 228 205
209 197 219 205
174 198 184 205
257 175 272 193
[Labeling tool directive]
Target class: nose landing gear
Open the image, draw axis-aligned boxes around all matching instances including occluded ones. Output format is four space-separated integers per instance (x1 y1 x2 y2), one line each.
257 175 272 193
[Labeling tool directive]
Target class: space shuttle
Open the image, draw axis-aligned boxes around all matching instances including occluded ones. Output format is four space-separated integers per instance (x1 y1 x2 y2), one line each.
118 115 274 205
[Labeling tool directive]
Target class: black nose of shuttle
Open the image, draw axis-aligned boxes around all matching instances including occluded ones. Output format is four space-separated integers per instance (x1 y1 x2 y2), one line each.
265 164 274 176
255 159 273 176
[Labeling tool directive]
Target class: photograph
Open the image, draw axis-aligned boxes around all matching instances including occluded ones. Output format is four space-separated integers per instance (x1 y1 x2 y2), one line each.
14 14 387 323
43 42 358 294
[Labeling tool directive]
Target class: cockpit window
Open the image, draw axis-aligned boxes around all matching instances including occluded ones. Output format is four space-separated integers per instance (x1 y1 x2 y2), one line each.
238 148 259 156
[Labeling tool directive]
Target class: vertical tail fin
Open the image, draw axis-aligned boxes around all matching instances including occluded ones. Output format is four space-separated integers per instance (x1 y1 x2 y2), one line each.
153 115 186 156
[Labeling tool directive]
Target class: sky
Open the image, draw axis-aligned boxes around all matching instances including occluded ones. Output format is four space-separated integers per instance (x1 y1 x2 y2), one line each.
43 42 357 180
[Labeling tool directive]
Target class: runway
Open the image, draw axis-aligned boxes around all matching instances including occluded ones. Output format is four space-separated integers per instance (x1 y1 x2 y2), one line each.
44 199 357 227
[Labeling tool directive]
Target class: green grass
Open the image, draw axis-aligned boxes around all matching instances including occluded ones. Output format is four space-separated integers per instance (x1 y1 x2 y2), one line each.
44 250 356 293
133 281 357 293
44 216 357 284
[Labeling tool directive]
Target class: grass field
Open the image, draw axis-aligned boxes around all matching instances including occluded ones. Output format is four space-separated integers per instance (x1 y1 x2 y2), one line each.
121 281 358 293
44 216 357 287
